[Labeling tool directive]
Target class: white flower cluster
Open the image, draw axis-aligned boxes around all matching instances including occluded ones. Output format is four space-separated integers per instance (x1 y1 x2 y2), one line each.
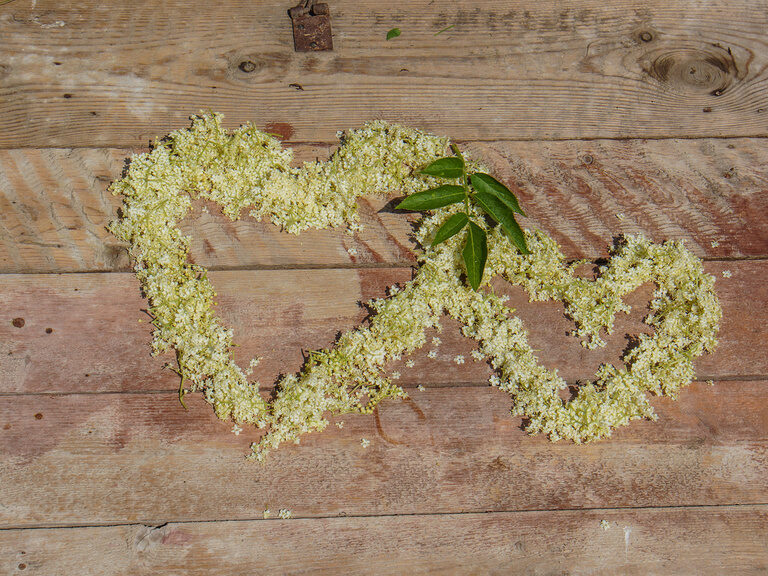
110 113 721 461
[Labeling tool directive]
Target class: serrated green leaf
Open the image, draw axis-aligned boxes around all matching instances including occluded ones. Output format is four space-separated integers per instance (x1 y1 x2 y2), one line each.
462 221 487 291
432 213 468 246
395 185 465 211
473 190 530 254
470 172 526 216
420 157 464 179
386 28 401 40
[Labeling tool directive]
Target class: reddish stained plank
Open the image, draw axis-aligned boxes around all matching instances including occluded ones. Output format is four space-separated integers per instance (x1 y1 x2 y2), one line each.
0 261 764 394
1 138 767 274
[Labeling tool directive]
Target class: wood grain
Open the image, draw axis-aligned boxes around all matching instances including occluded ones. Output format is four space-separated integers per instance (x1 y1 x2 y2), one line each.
1 506 766 575
0 1 767 147
1 138 766 274
1 381 766 527
0 260 763 394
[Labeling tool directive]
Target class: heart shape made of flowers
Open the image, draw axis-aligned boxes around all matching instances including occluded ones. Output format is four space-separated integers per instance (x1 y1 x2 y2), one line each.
109 114 721 461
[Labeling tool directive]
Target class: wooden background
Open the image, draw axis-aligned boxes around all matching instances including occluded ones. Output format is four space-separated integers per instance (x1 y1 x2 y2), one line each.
1 0 767 573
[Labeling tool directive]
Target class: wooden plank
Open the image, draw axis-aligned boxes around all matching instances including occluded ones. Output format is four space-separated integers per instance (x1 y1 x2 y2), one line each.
1 138 766 274
1 506 766 575
1 1 767 147
0 260 763 394
0 381 766 526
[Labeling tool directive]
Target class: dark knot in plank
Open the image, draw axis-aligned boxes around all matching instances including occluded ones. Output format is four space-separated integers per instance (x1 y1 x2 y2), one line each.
643 46 738 96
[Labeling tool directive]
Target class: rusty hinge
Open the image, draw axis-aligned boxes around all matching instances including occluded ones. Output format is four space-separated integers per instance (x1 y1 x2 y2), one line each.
289 0 333 52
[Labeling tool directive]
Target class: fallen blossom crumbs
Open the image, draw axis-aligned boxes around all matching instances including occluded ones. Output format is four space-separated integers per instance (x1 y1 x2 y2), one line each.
109 113 721 462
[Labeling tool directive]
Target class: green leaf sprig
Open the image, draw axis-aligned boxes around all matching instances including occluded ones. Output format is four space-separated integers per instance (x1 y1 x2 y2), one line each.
396 145 529 290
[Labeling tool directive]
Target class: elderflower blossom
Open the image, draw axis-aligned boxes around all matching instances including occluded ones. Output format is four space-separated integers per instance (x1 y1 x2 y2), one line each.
417 385 426 391
722 270 732 278
360 438 371 448
454 355 465 365
278 509 292 519
470 350 484 361
405 359 415 368
263 509 271 519
109 112 722 462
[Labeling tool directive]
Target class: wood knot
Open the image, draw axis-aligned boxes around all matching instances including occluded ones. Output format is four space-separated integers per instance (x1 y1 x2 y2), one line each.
238 60 258 73
644 47 737 95
638 30 653 43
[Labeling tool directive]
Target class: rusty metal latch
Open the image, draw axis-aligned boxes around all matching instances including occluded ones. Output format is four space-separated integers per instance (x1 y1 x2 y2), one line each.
289 0 333 52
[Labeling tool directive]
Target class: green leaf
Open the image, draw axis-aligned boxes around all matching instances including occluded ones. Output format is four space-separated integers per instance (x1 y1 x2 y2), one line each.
395 185 465 211
432 213 468 246
470 173 526 216
473 190 530 254
462 221 487 291
386 28 401 40
420 157 464 179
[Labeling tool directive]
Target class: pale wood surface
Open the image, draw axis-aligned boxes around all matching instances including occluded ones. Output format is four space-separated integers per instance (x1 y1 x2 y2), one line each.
2 506 767 575
2 0 767 572
1 138 767 273
0 1 767 147
1 382 766 526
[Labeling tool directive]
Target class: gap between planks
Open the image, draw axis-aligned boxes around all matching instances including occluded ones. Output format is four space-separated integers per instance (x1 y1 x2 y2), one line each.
2 502 767 533
0 376 766 398
0 254 766 277
5 133 768 151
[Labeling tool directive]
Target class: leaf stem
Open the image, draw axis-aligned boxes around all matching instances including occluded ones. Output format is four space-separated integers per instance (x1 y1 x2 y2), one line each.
450 143 471 214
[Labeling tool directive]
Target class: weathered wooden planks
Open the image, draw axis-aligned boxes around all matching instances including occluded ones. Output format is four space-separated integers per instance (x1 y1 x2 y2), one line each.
0 260 763 394
1 382 766 527
1 1 767 147
1 506 767 575
1 138 766 274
